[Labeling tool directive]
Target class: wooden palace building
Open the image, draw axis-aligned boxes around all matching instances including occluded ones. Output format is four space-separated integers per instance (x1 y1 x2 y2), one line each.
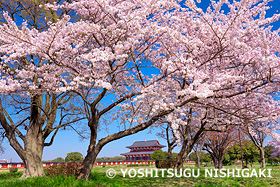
121 139 165 161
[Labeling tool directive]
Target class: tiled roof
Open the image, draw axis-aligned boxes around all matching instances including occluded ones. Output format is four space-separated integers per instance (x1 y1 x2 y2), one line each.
126 140 166 148
121 151 155 156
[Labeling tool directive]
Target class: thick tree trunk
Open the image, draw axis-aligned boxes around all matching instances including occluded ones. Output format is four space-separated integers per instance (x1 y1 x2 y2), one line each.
1 92 72 178
77 116 100 180
173 142 188 169
260 147 265 169
173 120 206 169
21 95 45 178
1 96 45 178
76 143 100 180
21 119 45 178
173 133 202 169
21 152 44 178
173 153 185 169
21 134 44 178
2 122 45 178
173 142 194 169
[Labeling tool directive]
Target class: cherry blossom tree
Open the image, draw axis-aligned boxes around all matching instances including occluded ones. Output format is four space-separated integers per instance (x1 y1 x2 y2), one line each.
204 126 237 169
1 0 280 180
0 0 183 179
0 0 85 178
267 140 280 158
163 105 239 168
245 122 267 169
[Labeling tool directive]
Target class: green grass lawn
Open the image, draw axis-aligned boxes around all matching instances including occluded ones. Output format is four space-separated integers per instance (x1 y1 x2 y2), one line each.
0 164 279 187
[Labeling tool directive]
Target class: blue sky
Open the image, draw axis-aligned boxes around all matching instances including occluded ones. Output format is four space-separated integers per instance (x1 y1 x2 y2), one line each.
1 0 280 162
